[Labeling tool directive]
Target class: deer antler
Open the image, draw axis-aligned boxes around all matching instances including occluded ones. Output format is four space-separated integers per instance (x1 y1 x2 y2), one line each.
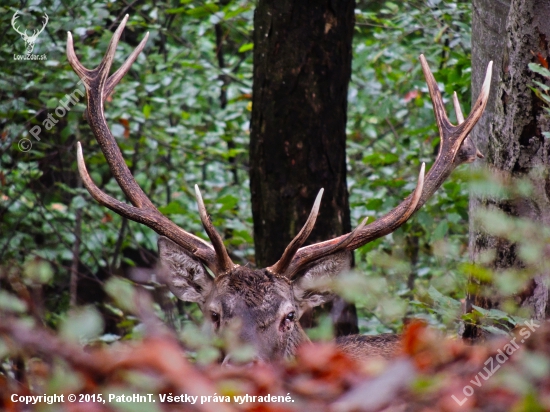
280 56 493 279
194 185 238 275
267 163 425 277
11 11 27 37
68 15 235 276
32 13 48 39
68 15 492 283
11 12 48 39
266 189 325 275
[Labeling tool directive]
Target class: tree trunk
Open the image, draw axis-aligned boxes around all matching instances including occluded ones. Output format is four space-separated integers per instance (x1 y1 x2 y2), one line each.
249 0 357 335
466 0 550 341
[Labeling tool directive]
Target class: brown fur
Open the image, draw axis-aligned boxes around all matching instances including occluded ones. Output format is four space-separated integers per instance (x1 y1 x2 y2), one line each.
159 237 399 364
336 333 401 360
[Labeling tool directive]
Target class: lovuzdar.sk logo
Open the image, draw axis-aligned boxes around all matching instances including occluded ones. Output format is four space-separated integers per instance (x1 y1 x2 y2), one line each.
11 10 48 61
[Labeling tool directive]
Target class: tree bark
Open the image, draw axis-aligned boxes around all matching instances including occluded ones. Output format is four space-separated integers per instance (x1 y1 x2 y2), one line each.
249 1 357 334
466 0 550 341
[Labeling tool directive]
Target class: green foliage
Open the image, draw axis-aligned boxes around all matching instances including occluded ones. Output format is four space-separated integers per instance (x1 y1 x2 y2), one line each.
529 62 550 137
1 0 254 322
59 305 104 343
2 3 550 409
350 0 474 332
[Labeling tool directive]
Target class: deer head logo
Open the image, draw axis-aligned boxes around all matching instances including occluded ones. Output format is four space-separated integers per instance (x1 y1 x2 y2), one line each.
11 11 49 55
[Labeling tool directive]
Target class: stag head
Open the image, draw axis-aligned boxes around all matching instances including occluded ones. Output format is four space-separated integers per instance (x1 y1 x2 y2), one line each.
67 16 492 364
11 11 48 55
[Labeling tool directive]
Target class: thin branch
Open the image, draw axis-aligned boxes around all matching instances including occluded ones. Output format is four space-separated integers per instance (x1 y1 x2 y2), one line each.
70 178 83 307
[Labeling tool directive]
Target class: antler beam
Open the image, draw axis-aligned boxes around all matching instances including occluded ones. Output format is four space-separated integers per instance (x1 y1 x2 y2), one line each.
68 15 235 276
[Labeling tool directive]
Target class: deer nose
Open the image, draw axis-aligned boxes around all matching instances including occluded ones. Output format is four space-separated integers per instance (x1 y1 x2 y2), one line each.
221 355 262 368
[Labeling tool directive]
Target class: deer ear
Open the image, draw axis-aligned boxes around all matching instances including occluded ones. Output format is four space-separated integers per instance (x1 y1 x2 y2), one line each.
292 251 352 317
157 236 214 305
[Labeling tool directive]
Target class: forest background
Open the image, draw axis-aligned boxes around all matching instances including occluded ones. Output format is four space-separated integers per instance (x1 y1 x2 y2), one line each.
2 1 550 410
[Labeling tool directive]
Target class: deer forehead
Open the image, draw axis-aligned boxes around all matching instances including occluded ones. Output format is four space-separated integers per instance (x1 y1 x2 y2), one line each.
210 268 295 313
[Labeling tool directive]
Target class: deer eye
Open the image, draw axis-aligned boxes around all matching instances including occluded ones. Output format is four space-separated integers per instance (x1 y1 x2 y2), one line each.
210 311 220 328
280 311 295 332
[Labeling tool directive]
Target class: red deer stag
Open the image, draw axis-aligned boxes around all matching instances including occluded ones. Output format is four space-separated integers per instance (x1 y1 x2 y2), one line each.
67 16 492 364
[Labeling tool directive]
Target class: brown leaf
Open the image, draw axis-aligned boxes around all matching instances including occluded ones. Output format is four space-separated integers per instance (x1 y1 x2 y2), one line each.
119 118 130 138
403 89 420 103
101 213 113 223
537 53 548 69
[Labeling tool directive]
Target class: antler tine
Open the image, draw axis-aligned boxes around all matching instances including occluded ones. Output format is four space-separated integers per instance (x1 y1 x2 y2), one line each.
453 91 484 159
421 56 492 156
414 58 492 204
286 56 492 277
286 163 424 279
452 92 465 124
67 15 153 209
93 14 129 87
11 12 26 37
68 15 150 115
68 14 131 87
460 60 493 135
287 216 370 280
194 186 237 275
76 143 217 266
267 189 324 276
69 17 225 274
66 32 94 85
419 54 452 135
36 13 48 36
104 32 149 99
67 14 137 91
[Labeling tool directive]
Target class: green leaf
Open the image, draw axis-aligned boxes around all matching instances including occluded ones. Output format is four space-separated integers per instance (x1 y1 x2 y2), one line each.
217 194 239 213
186 4 219 18
306 315 334 341
23 259 53 285
104 277 138 313
143 104 152 119
59 306 104 343
460 263 493 282
540 93 550 104
166 6 187 14
365 198 383 210
71 195 87 209
471 304 489 316
427 286 461 310
362 152 399 166
432 221 448 241
238 43 254 53
158 201 187 216
533 80 550 92
447 213 462 224
529 63 550 78
0 291 27 313
224 5 252 20
479 325 510 336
